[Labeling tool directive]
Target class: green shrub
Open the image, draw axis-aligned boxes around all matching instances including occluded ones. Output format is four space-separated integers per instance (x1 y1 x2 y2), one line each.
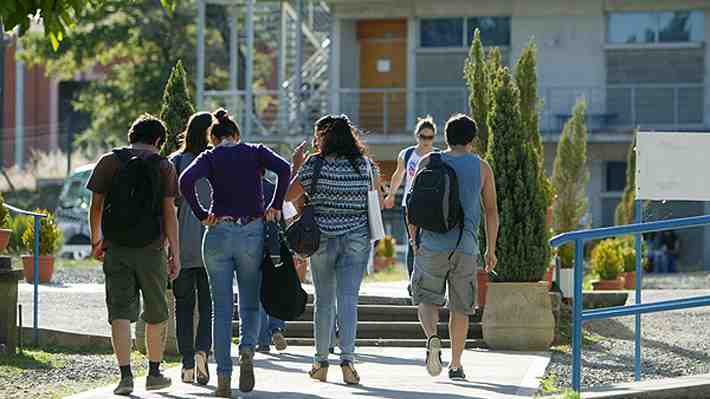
0 193 9 229
8 215 33 254
591 239 623 280
21 209 63 256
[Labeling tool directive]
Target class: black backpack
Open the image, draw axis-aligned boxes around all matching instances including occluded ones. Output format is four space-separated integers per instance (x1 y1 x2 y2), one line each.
285 156 324 257
406 153 464 248
102 149 163 248
261 231 308 321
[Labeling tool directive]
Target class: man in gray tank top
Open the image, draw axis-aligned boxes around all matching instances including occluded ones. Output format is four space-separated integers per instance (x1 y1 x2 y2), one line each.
409 114 500 381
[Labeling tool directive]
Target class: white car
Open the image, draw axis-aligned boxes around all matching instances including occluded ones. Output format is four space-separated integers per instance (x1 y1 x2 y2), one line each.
55 164 94 259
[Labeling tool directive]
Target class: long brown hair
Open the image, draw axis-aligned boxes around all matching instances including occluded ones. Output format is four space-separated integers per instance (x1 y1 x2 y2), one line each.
314 114 368 173
180 112 213 154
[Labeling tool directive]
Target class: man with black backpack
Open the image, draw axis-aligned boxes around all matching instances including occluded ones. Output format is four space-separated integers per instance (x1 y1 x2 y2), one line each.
383 116 438 293
407 114 499 382
87 114 180 395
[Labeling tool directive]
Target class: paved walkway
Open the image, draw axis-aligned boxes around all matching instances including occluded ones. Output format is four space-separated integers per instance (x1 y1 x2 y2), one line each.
68 346 550 399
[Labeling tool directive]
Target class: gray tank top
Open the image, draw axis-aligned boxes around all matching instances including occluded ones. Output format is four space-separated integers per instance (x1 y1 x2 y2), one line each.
420 152 482 256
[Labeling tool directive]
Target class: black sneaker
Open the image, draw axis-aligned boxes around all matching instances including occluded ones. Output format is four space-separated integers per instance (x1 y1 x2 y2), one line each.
425 336 443 377
113 377 134 396
146 373 172 391
449 367 466 381
256 345 271 353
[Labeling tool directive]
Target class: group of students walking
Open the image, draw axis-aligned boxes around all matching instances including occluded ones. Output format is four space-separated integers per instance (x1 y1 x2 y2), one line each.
86 107 499 397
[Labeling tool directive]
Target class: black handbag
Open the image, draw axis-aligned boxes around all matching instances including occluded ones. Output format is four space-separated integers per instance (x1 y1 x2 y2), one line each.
260 230 308 321
286 156 323 257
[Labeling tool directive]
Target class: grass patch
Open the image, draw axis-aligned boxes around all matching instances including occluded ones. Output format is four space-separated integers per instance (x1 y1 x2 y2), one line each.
364 264 408 283
538 372 561 394
55 258 101 269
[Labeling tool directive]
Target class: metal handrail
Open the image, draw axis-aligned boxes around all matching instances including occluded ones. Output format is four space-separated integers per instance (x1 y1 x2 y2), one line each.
3 203 47 347
550 211 710 393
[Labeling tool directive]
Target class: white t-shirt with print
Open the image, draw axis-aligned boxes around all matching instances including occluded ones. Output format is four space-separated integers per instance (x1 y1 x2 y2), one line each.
399 146 422 207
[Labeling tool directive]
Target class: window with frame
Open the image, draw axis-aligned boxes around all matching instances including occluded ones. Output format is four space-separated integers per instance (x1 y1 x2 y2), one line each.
605 161 627 192
420 16 511 48
608 10 704 44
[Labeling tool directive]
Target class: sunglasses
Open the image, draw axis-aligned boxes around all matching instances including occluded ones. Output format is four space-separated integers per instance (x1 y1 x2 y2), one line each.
418 134 435 140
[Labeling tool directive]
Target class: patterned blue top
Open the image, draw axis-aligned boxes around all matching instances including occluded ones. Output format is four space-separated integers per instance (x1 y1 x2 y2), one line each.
298 155 378 236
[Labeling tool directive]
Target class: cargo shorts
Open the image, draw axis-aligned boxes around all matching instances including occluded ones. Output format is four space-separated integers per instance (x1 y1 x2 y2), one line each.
411 246 479 315
103 244 169 324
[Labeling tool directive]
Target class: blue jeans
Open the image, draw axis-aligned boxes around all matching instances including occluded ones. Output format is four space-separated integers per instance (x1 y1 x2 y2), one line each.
310 226 369 363
203 219 264 376
258 304 286 346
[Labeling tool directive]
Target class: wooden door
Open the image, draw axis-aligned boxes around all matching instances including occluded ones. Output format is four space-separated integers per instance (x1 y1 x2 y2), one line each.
357 20 407 134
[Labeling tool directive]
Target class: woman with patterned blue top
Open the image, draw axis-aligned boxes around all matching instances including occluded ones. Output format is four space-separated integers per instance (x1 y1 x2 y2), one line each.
286 114 383 385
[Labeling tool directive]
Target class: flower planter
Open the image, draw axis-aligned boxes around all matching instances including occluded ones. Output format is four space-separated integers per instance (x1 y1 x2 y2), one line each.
592 278 623 291
623 272 636 290
476 270 488 307
21 255 55 284
0 229 11 252
553 268 574 298
482 282 555 351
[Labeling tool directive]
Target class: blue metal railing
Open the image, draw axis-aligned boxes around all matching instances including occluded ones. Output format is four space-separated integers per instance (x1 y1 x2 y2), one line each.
4 204 47 346
550 205 710 392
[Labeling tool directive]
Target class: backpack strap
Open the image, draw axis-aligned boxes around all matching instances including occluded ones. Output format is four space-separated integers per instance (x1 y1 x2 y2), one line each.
112 148 131 164
403 147 416 167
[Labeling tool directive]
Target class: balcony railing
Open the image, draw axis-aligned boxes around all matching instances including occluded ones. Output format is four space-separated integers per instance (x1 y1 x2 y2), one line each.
203 84 706 138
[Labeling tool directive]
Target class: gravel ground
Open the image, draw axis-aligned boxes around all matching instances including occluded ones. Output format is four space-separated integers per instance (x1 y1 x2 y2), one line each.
543 273 710 393
0 349 147 399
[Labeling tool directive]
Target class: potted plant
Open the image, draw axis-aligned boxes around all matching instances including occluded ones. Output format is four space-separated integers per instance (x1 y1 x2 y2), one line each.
591 239 623 290
480 57 555 350
550 98 589 298
374 236 396 272
21 209 62 284
618 237 640 290
382 236 396 267
0 193 11 252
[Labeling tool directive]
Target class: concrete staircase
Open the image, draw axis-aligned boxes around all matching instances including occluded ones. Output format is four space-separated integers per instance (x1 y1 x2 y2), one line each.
233 294 486 348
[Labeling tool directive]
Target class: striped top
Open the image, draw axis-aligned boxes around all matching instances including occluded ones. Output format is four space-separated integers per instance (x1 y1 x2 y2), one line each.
298 155 378 236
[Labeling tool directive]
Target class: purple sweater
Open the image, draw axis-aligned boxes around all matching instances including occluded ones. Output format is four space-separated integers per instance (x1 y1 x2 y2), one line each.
179 142 291 222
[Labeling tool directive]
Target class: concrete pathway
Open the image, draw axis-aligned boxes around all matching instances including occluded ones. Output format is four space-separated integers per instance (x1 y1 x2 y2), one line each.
68 346 550 399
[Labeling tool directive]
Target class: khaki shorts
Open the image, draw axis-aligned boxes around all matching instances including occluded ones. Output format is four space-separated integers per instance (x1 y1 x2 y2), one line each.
411 247 479 315
103 244 168 324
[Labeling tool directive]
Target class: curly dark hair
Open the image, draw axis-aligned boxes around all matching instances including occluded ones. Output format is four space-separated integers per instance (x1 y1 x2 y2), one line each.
314 114 368 173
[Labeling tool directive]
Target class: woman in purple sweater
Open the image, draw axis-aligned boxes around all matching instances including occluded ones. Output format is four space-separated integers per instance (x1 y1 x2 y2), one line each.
179 108 290 396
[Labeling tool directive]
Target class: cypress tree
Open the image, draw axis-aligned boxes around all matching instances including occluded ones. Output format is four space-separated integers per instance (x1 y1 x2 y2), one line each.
487 67 550 282
552 99 589 267
159 60 195 157
615 133 637 225
464 29 490 155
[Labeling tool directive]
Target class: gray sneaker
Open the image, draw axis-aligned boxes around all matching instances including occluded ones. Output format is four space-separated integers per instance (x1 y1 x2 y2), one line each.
113 377 134 396
425 336 443 377
239 349 255 393
146 373 172 391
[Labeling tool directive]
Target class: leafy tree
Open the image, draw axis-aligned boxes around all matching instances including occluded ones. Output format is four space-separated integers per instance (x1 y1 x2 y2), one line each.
1 0 175 49
159 60 195 156
552 99 589 268
464 29 490 155
487 67 550 282
615 133 637 225
19 0 274 157
487 47 502 97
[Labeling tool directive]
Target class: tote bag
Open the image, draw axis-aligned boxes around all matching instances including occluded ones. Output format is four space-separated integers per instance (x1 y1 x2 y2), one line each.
261 230 308 321
366 159 385 242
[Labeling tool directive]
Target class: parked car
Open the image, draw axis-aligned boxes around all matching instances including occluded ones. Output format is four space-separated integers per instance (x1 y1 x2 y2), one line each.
55 163 94 259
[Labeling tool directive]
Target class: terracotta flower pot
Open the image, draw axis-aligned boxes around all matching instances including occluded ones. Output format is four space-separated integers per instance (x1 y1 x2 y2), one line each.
374 257 389 272
592 278 623 291
477 270 488 307
623 272 636 290
544 268 554 289
0 229 11 252
21 255 55 284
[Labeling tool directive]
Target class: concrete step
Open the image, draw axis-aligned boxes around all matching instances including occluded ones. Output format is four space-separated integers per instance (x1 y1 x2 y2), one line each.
281 338 487 349
234 294 412 307
233 321 482 340
235 304 482 323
